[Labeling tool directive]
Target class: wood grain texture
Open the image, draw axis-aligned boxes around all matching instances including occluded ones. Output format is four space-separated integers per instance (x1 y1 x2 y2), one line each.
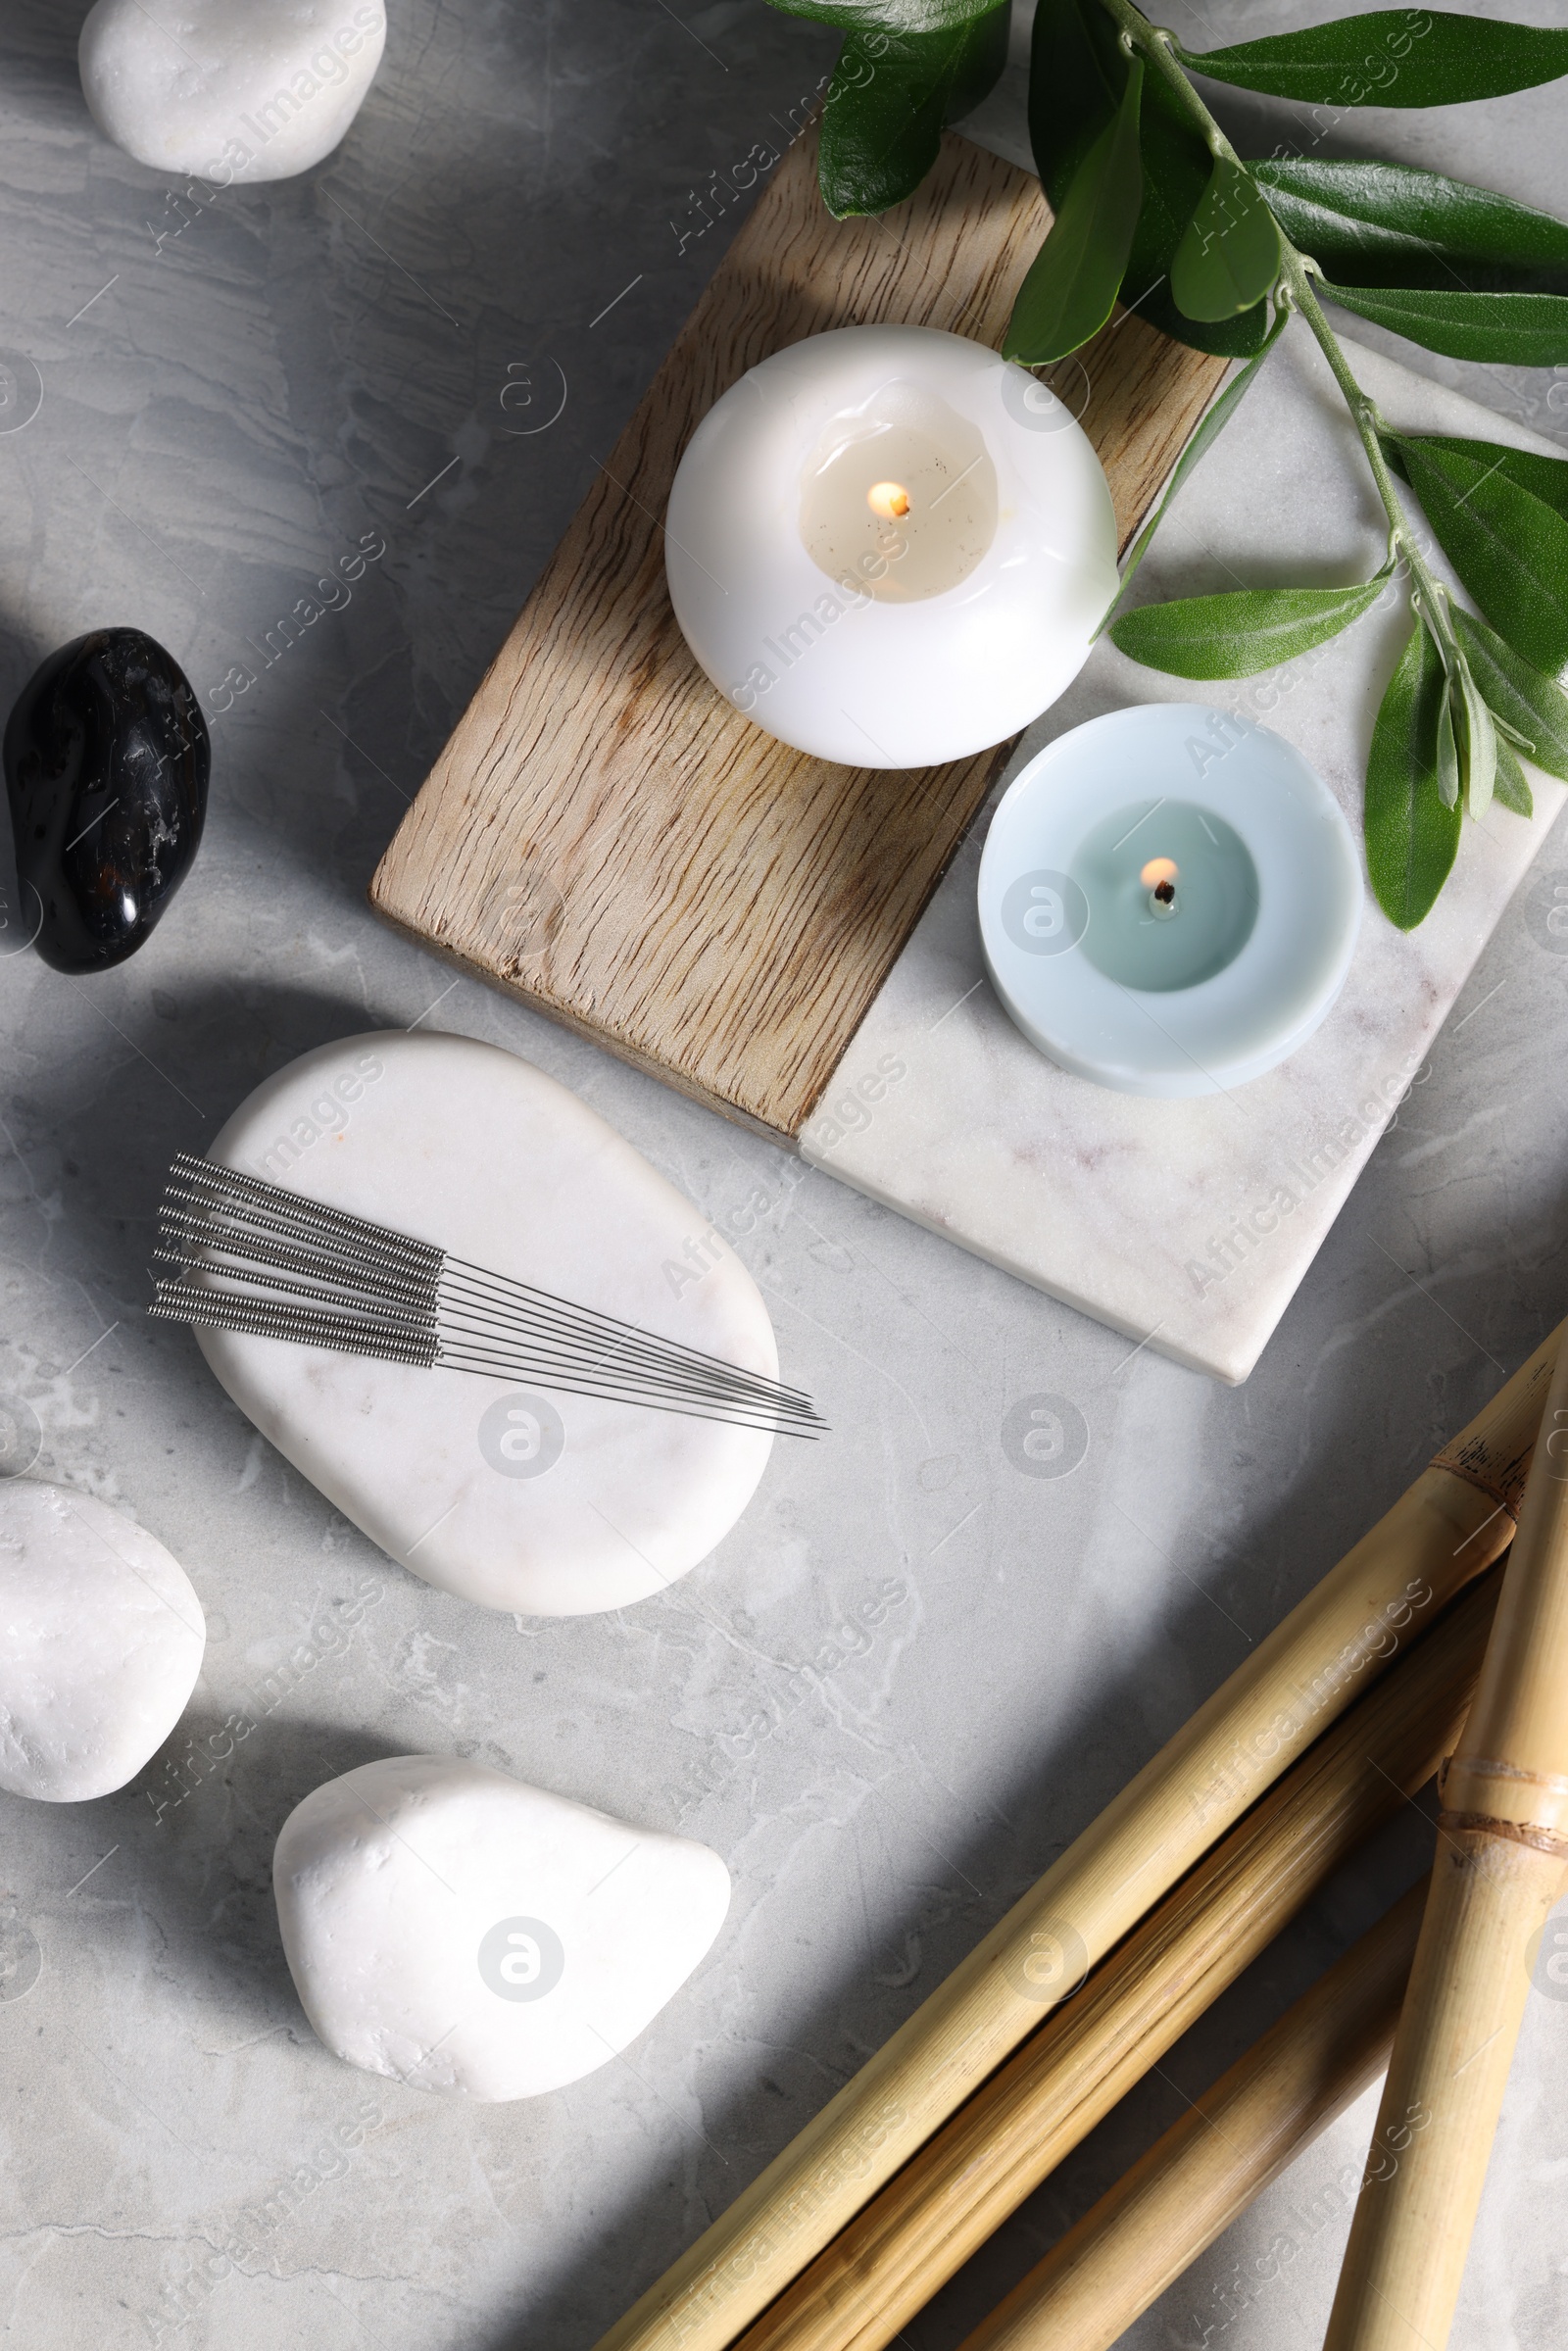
369 127 1228 1139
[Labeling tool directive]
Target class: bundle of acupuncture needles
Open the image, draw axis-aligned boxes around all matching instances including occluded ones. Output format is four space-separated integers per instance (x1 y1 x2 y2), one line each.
148 1153 825 1441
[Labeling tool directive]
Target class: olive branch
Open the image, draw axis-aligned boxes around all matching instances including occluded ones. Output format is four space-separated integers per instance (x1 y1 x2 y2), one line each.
764 0 1568 928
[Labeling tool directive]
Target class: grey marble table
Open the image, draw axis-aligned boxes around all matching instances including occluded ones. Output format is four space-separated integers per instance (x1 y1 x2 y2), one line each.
1 5 1566 2348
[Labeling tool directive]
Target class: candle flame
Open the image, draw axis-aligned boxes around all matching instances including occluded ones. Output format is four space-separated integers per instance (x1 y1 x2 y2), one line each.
867 480 911 519
1140 857 1179 890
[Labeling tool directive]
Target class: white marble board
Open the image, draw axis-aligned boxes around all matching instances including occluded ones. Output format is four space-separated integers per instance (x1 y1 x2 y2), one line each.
804 334 1568 1384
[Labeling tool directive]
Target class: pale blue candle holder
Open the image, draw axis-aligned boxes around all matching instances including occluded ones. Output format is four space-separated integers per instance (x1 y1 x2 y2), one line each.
977 704 1362 1099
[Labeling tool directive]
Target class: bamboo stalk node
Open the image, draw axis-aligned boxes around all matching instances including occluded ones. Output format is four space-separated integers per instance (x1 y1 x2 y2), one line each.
1429 1350 1554 1519
1446 1758 1568 1789
1325 1336 1568 2351
1435 1812 1568 1856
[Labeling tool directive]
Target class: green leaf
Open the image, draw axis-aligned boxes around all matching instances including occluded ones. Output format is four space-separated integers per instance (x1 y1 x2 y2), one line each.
1108 572 1388 679
1177 13 1568 108
1431 679 1463 814
1171 158 1283 321
933 1 1008 118
1365 620 1461 931
1130 79 1273 356
1388 433 1568 525
1451 605 1568 780
1251 159 1568 296
1436 679 1460 809
1454 653 1496 818
1320 280 1568 366
1493 735 1535 816
1027 0 1121 200
1102 302 1291 629
1027 0 1271 359
1385 433 1568 675
817 6 1010 216
768 0 1000 30
1004 56 1144 365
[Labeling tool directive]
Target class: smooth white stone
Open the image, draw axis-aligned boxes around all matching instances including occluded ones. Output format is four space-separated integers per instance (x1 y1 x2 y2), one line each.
0 1481 205 1802
195 1031 777 1616
274 1755 730 2100
78 0 386 185
802 331 1568 1385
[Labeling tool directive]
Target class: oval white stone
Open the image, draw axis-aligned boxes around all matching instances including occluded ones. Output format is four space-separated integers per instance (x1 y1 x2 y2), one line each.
193 1031 778 1616
274 1755 731 2100
78 0 387 185
0 1481 205 1802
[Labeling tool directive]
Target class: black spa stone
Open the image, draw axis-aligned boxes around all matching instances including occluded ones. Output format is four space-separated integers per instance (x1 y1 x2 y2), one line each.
3 627 210 973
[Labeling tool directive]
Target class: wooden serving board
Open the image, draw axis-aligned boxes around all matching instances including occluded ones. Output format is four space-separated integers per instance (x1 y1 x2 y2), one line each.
369 127 1227 1142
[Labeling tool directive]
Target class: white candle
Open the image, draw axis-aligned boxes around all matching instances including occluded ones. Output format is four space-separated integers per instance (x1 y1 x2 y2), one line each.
664 325 1118 768
977 706 1363 1097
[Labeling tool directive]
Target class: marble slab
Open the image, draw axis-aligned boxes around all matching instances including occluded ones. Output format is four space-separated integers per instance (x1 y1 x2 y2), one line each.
803 332 1568 1384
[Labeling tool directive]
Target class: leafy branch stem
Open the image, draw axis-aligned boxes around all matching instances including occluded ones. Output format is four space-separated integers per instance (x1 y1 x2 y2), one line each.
1095 0 1238 155
1282 261 1458 655
1093 0 1457 655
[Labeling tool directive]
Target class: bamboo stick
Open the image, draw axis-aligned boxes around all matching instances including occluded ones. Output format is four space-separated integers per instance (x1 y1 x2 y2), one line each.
595 1329 1555 2351
731 1574 1499 2351
1323 1339 1568 2351
955 1881 1427 2351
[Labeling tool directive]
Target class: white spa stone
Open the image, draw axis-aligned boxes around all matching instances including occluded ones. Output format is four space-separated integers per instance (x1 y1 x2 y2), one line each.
274 1755 730 2100
195 1030 778 1616
0 1482 205 1803
78 0 387 185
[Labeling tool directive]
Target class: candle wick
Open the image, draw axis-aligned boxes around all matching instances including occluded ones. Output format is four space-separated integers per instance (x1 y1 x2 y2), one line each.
1153 879 1175 906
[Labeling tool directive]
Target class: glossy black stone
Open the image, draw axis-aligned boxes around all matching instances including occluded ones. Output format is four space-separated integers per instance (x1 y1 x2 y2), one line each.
3 628 210 973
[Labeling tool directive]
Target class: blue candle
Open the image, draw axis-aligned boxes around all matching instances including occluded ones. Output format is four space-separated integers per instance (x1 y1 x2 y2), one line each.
1071 798 1260 992
978 706 1362 1098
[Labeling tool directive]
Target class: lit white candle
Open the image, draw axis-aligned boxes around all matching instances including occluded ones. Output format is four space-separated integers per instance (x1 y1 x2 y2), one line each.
664 325 1119 768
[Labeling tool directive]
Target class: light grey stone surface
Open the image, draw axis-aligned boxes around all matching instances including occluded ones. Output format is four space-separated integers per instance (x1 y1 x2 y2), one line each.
0 5 1564 2349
